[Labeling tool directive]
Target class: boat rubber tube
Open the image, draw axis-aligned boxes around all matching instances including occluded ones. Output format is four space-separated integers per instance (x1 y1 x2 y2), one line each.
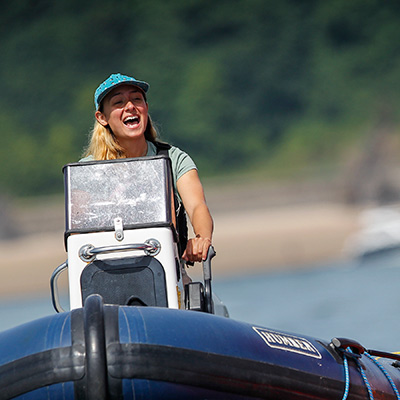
1 295 400 399
0 310 84 399
0 296 109 399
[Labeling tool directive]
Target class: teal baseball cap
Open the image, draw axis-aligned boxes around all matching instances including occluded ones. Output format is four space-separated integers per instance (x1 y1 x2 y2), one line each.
94 73 150 109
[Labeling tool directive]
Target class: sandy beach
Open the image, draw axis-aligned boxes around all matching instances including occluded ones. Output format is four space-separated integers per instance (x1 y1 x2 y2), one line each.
0 181 362 297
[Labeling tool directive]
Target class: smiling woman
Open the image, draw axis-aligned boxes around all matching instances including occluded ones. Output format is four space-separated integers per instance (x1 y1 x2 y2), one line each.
80 73 213 265
95 86 149 157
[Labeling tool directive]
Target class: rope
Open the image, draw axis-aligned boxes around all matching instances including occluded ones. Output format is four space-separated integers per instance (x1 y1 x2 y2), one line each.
342 348 374 400
364 352 400 400
355 356 374 400
334 338 400 399
341 347 400 400
341 352 350 400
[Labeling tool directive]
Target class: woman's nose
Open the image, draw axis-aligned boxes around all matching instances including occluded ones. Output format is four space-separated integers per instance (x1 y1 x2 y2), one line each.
124 99 137 111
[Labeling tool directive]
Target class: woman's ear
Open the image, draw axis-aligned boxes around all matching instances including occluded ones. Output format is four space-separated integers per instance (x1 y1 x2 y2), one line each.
95 110 108 126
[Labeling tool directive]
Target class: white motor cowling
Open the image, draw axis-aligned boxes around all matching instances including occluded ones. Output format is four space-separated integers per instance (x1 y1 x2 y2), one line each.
50 155 227 317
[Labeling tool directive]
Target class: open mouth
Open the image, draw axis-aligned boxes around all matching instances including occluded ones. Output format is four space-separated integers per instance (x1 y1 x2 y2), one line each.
123 116 140 127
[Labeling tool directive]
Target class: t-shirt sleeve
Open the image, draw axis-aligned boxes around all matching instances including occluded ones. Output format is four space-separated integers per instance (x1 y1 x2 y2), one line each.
168 146 197 181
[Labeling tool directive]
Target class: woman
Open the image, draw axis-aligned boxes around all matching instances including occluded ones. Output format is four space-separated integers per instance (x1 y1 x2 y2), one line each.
81 73 213 264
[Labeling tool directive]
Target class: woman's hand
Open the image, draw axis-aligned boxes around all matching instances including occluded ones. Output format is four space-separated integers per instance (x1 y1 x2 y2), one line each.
182 234 212 263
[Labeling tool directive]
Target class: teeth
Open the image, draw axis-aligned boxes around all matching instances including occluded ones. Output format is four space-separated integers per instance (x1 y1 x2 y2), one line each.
124 116 139 125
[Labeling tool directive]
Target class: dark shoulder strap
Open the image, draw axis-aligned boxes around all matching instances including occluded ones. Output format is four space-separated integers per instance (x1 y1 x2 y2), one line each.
154 141 171 156
154 141 188 258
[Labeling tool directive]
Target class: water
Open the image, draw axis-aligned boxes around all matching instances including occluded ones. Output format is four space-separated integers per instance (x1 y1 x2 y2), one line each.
1 254 399 352
214 255 400 352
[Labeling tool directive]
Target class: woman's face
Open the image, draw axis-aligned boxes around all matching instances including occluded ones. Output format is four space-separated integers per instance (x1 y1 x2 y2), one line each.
95 84 149 145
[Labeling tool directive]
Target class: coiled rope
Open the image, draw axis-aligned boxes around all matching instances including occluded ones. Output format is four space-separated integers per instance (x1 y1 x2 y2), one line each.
332 338 400 400
341 347 374 400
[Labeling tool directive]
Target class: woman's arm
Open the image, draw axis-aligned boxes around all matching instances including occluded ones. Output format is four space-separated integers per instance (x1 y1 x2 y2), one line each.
177 169 213 262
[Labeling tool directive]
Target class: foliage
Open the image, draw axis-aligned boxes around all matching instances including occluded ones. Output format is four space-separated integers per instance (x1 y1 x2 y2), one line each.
1 0 400 196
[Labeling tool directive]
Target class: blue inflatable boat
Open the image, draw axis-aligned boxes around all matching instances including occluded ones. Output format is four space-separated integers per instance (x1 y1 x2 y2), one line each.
1 157 400 399
2 294 400 399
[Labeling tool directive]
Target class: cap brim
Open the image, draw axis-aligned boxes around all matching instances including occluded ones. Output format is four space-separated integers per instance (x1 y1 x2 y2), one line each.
96 81 149 109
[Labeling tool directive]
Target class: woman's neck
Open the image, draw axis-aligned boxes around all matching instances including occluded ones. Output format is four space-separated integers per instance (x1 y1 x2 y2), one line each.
123 137 148 158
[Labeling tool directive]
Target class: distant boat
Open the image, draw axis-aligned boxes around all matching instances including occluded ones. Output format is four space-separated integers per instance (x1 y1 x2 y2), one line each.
344 206 400 261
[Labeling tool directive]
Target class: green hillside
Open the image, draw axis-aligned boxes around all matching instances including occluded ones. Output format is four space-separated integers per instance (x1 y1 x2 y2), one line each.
1 0 400 198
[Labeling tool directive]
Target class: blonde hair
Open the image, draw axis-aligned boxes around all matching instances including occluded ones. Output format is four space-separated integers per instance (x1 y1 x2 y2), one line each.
84 114 159 160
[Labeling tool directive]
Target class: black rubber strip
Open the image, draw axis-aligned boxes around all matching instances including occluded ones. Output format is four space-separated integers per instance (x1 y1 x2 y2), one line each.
71 308 87 399
0 345 85 400
104 305 123 399
83 294 107 400
106 343 370 400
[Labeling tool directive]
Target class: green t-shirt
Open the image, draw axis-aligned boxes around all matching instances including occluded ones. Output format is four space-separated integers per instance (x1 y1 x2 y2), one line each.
80 141 197 194
146 141 197 193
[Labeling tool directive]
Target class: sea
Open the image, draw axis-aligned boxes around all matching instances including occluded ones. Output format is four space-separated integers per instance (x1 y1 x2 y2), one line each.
1 253 400 352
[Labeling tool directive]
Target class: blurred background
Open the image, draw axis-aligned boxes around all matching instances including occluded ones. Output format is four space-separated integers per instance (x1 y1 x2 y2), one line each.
1 0 400 349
